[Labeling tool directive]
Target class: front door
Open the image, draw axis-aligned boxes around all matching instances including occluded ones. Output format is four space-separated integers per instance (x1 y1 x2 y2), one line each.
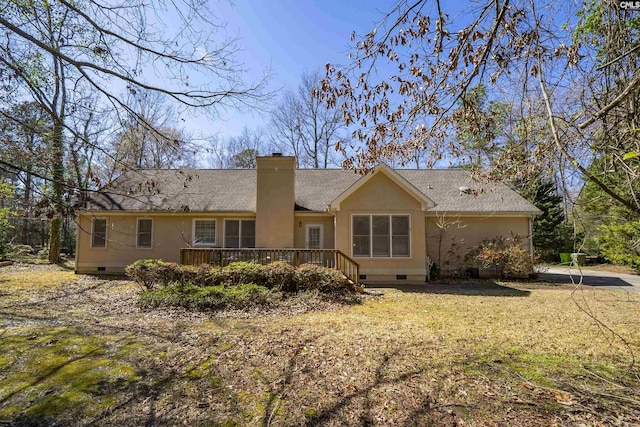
305 225 323 264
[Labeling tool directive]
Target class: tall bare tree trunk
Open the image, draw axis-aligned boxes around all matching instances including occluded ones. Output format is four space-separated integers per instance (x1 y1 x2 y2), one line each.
21 167 32 245
48 120 64 264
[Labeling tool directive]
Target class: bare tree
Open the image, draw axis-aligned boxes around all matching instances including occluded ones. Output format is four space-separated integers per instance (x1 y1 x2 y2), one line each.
207 127 265 169
0 0 270 262
271 70 345 168
0 102 50 244
103 91 196 179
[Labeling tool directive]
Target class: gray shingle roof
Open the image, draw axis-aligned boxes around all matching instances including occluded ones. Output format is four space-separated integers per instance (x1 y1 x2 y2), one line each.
86 168 540 214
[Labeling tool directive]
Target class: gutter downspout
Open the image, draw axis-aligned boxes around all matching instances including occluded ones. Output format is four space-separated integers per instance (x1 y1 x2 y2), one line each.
327 206 337 250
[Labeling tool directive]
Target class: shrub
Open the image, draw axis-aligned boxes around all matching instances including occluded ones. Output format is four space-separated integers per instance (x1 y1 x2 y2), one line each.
37 248 49 260
263 261 297 292
128 259 358 313
426 261 440 281
126 259 173 289
139 283 274 311
597 221 640 270
466 237 533 278
219 262 267 287
10 244 35 256
295 263 351 292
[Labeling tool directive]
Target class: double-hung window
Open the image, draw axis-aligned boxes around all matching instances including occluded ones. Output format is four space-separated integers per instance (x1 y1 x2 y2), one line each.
224 219 256 248
91 218 107 248
352 214 410 258
137 219 153 248
193 219 216 246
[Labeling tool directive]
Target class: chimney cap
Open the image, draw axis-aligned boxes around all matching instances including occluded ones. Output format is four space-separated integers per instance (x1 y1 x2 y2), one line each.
272 152 282 157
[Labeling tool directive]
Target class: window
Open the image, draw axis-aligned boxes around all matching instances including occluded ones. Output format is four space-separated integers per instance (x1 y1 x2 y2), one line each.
193 219 216 246
91 218 107 248
137 218 153 248
352 215 370 256
224 219 256 248
392 216 410 257
372 216 390 257
352 214 410 258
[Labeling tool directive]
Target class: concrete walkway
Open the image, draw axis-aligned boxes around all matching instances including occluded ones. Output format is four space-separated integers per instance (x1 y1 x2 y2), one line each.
536 266 640 293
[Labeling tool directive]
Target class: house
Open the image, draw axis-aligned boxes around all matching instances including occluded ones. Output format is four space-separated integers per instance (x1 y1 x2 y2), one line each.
76 154 541 283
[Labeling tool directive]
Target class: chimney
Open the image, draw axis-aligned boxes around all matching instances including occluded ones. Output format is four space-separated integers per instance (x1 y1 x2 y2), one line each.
255 154 296 247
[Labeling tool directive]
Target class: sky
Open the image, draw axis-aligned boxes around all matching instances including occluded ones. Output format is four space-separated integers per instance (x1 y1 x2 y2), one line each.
189 0 408 141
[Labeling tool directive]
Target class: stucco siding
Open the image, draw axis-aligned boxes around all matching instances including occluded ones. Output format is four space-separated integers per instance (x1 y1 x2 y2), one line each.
76 213 255 274
335 171 428 281
425 215 531 273
255 156 295 247
293 215 335 249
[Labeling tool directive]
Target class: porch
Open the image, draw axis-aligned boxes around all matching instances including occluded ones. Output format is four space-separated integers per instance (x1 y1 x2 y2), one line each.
180 248 360 284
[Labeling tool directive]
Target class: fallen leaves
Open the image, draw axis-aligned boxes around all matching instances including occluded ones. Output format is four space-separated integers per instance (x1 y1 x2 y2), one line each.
0 264 639 426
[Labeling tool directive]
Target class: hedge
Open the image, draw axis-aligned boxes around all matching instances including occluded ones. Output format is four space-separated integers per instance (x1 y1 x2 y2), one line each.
126 259 356 293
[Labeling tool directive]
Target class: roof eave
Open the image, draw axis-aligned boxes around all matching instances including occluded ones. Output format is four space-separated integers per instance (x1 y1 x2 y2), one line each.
424 210 542 216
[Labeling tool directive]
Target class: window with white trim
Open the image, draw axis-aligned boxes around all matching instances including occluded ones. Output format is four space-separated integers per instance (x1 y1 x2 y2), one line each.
352 214 410 258
137 218 153 248
193 219 216 246
91 218 107 248
224 219 256 248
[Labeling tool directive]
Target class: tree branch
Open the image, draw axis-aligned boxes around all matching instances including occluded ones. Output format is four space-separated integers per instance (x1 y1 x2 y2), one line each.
538 74 639 213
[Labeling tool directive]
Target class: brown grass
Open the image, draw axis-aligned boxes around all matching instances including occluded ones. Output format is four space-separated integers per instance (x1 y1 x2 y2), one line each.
0 264 639 426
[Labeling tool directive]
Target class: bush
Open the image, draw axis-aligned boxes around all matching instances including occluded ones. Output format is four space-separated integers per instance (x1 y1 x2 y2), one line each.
128 259 358 312
139 283 274 311
597 221 640 270
466 237 533 278
10 244 35 256
126 259 176 290
219 262 267 287
295 263 351 292
263 261 297 292
37 248 49 260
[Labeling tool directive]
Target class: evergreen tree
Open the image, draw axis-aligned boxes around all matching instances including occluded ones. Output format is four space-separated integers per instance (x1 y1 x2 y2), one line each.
517 179 573 261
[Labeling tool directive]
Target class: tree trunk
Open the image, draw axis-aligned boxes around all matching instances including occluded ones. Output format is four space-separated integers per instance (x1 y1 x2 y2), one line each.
21 168 32 245
48 119 64 264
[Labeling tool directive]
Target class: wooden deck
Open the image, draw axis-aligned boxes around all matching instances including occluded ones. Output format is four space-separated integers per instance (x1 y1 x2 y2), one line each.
180 248 360 284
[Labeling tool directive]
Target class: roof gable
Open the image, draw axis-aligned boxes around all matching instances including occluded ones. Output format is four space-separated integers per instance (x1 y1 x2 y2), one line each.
328 163 436 211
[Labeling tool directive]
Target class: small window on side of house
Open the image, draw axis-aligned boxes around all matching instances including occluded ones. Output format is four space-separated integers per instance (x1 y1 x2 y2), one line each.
193 219 216 246
137 218 153 248
92 218 107 248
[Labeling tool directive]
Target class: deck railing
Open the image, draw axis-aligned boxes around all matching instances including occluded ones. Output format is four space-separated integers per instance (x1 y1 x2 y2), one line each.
180 248 360 284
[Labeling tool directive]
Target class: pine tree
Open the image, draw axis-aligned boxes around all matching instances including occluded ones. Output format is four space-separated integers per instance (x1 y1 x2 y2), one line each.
517 179 573 261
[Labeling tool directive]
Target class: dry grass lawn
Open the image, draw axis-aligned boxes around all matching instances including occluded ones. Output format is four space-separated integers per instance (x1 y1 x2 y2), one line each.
0 264 639 426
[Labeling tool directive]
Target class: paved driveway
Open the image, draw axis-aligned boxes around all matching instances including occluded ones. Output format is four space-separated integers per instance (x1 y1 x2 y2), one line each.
536 266 640 293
